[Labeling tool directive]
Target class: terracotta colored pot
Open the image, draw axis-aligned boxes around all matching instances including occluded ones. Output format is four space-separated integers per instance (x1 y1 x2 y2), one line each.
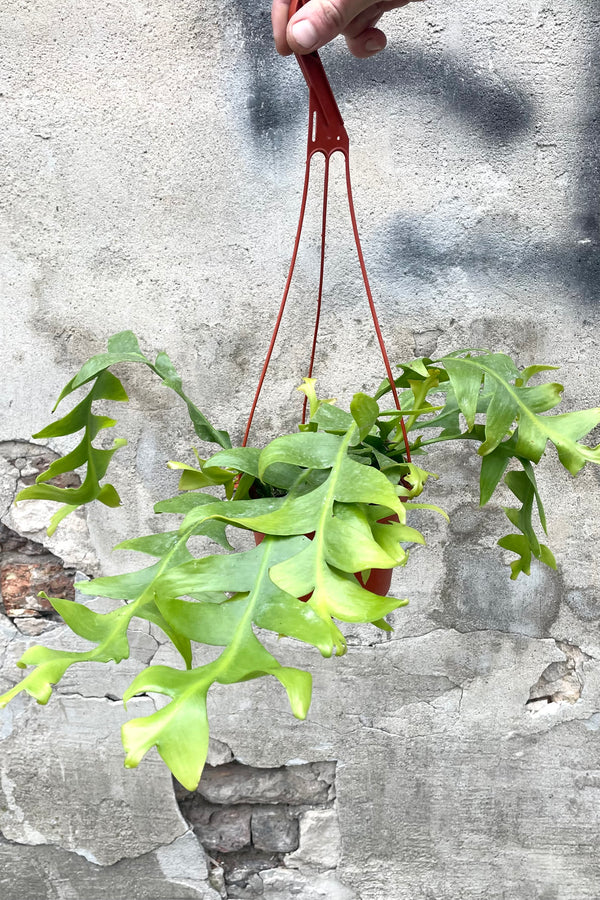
253 512 398 601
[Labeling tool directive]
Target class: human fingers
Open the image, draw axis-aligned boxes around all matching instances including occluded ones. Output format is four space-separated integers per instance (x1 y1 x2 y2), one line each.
285 0 384 55
273 0 421 58
272 0 294 56
342 4 386 57
343 1 423 56
344 25 387 58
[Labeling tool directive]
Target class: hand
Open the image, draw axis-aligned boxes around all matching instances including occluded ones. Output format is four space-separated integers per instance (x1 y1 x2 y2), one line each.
272 0 421 59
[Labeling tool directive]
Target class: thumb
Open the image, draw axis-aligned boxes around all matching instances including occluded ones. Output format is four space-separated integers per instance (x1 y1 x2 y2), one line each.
286 0 374 54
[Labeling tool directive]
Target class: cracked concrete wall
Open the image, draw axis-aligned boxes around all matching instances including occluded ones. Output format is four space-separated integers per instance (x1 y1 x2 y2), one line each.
1 1 600 898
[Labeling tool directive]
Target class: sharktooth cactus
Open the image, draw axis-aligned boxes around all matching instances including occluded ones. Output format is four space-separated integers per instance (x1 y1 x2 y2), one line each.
2 331 599 790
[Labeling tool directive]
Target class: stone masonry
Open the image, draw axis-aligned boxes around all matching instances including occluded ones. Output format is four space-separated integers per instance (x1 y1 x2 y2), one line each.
175 759 350 899
0 444 79 637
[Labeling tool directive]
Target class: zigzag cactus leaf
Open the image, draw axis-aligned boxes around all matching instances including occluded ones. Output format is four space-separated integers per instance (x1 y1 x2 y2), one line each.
4 336 600 791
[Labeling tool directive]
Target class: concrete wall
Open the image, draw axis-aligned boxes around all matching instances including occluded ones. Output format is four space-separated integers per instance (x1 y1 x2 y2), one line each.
1 1 600 897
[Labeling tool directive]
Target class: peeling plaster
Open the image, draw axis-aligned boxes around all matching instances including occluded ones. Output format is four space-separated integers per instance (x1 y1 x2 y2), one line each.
527 640 591 708
0 771 47 845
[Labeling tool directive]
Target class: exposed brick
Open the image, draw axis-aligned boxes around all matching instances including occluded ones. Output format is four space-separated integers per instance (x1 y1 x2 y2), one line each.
251 806 299 853
226 872 264 898
0 562 75 617
222 850 283 884
191 804 252 853
15 451 81 488
175 760 338 891
14 618 57 637
0 525 46 556
197 762 336 806
286 808 341 870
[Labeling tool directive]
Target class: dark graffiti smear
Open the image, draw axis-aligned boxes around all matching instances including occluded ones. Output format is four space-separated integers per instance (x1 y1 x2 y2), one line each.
229 0 532 142
575 4 600 303
379 213 598 305
227 2 297 142
228 1 598 307
343 46 532 141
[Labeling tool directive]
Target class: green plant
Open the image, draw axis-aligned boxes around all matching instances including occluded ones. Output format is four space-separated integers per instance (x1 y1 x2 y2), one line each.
1 331 599 789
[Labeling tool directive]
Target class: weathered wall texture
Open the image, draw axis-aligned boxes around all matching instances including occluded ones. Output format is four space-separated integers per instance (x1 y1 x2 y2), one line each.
1 1 600 898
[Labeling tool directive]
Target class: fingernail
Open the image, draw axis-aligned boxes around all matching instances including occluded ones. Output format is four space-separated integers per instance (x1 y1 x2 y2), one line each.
291 19 319 50
365 39 384 53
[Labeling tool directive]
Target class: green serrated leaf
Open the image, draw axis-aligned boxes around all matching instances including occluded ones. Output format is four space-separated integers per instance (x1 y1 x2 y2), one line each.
122 666 210 790
153 351 231 449
154 493 216 515
350 393 379 442
8 342 597 794
441 356 485 430
312 403 354 431
516 407 600 474
479 445 512 506
259 432 344 477
498 533 532 579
